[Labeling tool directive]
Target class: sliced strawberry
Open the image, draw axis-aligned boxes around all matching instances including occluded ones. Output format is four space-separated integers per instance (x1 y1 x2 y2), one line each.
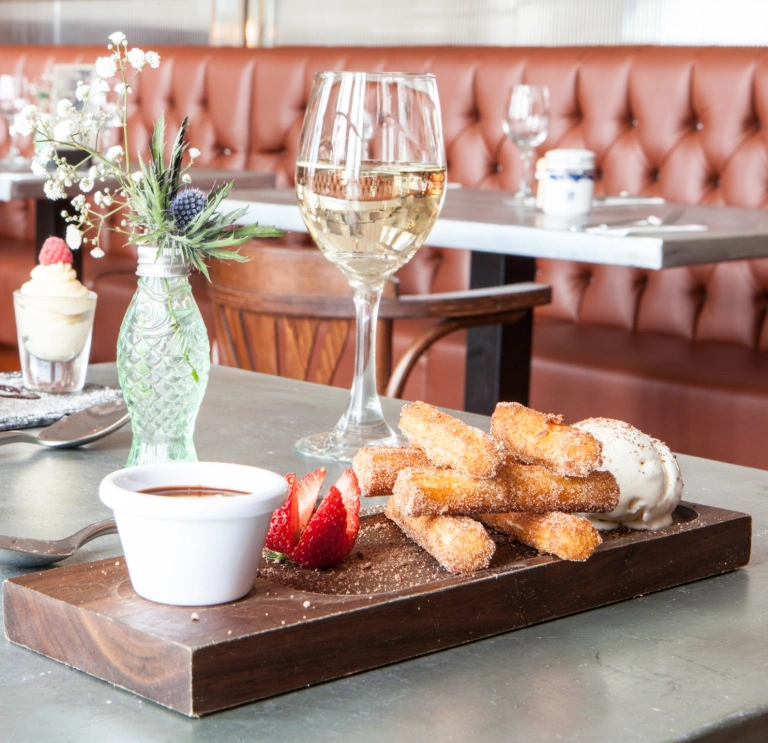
288 486 349 569
295 467 326 533
334 468 361 550
264 473 299 554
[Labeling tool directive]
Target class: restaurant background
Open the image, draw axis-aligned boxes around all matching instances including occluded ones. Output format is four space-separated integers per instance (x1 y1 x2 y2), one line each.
0 0 767 48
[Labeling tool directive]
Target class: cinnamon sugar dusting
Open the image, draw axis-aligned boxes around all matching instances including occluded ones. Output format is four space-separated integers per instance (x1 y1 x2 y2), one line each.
257 508 695 596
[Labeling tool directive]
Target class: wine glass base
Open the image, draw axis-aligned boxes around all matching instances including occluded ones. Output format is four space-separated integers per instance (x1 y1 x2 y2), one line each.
295 426 405 463
504 193 537 208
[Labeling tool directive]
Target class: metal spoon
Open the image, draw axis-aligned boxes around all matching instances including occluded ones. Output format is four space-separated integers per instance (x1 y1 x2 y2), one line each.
0 399 129 448
0 519 118 567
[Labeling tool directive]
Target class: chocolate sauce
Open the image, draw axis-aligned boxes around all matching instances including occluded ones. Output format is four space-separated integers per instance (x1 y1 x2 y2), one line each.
140 485 249 498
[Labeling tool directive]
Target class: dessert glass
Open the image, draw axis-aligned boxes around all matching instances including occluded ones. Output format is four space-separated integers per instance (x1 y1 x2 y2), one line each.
99 462 289 606
13 288 97 393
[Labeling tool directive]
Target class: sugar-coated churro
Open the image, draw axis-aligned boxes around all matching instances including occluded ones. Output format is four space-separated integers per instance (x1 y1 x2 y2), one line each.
352 446 431 497
399 401 503 479
385 493 495 574
393 462 619 517
491 401 603 477
479 511 602 562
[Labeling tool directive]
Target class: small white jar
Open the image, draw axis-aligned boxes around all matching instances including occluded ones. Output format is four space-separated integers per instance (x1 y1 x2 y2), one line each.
100 462 288 606
541 149 596 216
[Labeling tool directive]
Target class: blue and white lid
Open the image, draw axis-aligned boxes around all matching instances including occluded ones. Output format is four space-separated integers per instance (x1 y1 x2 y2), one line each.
545 148 595 173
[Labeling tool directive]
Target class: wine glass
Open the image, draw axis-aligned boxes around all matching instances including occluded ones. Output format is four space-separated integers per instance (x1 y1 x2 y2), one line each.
502 84 550 205
0 74 29 164
294 71 447 462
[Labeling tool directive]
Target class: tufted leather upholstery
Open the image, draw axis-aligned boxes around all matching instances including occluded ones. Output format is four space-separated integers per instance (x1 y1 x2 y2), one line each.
3 44 768 466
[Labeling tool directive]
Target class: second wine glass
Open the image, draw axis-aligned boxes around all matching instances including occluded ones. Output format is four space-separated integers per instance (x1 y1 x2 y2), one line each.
295 71 447 462
502 84 550 205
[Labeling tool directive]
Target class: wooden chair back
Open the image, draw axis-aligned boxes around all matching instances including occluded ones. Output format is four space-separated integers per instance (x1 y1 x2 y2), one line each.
208 245 396 390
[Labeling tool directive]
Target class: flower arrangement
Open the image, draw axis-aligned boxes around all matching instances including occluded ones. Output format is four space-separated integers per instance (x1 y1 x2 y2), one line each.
12 32 282 274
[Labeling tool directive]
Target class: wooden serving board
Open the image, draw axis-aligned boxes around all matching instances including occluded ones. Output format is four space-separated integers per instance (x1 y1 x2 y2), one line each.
3 502 751 717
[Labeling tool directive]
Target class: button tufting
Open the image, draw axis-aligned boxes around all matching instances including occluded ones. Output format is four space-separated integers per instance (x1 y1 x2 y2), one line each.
652 171 660 182
713 176 722 187
695 121 704 131
222 147 232 156
494 163 502 174
631 119 639 128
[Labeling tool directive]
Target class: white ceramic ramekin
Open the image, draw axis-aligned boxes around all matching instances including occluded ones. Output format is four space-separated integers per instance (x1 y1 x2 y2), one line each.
99 462 288 606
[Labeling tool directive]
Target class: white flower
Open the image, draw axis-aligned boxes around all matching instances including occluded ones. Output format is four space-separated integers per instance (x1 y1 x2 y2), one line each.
43 179 66 200
93 79 110 94
108 32 126 45
75 82 90 102
182 173 192 184
127 48 146 70
57 98 74 117
30 160 47 175
95 56 117 79
79 176 94 193
130 171 143 183
145 51 160 69
71 194 86 209
90 246 105 258
12 104 37 137
189 147 200 159
65 225 82 249
105 144 123 162
114 83 132 97
53 118 76 143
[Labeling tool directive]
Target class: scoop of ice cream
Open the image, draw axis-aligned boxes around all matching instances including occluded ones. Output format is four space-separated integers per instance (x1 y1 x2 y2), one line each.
573 417 683 530
20 262 90 297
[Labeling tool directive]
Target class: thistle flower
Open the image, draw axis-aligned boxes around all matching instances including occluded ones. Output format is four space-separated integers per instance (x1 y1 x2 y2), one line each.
169 188 207 230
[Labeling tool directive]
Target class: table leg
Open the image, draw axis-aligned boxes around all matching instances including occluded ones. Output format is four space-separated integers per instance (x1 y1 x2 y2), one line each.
35 197 82 278
464 252 536 414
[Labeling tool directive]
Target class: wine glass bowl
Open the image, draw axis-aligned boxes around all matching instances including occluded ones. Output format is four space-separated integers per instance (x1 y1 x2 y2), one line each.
295 71 446 462
502 84 550 205
0 74 30 164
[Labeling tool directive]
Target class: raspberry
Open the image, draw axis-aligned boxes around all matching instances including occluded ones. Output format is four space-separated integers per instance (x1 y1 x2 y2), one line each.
39 236 74 266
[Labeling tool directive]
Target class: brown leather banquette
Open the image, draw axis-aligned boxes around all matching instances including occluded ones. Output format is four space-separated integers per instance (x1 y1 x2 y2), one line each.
2 44 768 469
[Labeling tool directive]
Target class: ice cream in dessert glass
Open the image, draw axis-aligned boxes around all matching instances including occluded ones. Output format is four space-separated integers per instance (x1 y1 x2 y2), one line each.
13 237 97 392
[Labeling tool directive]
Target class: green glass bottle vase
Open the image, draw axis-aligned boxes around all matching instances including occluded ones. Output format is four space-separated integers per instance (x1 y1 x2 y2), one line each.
117 246 210 467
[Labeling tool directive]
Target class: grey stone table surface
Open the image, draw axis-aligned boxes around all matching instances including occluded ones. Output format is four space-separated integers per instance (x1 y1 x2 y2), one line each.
1 364 766 742
226 186 768 270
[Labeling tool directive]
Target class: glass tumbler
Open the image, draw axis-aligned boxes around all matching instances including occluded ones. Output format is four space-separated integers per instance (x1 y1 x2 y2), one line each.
13 290 98 392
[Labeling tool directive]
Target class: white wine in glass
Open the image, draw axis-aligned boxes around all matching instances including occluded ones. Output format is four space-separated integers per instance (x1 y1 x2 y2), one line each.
502 84 550 205
295 71 447 462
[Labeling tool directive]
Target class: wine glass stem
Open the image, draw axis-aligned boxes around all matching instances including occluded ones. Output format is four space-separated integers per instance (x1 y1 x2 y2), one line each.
334 281 387 435
519 147 533 196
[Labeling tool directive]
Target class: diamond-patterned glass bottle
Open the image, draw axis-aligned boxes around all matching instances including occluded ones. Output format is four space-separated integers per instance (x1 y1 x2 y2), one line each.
117 247 210 467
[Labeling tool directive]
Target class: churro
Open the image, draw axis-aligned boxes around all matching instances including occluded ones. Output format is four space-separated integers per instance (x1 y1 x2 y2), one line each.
399 401 503 479
352 446 431 497
491 401 603 477
385 493 495 574
479 511 602 562
393 462 619 516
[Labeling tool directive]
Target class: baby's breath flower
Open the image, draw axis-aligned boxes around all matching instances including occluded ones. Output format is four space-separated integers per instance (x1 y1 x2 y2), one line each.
182 173 192 184
75 82 90 102
57 99 74 117
65 225 82 249
127 48 146 70
93 79 110 94
43 180 65 200
108 31 126 45
12 105 37 137
30 160 47 176
71 194 86 209
53 118 76 143
189 147 200 159
145 51 160 69
114 83 132 97
95 56 117 79
105 144 123 162
90 246 105 258
131 171 143 183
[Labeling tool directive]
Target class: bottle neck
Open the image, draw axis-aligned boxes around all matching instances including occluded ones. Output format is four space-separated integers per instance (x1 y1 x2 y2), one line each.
135 246 190 278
